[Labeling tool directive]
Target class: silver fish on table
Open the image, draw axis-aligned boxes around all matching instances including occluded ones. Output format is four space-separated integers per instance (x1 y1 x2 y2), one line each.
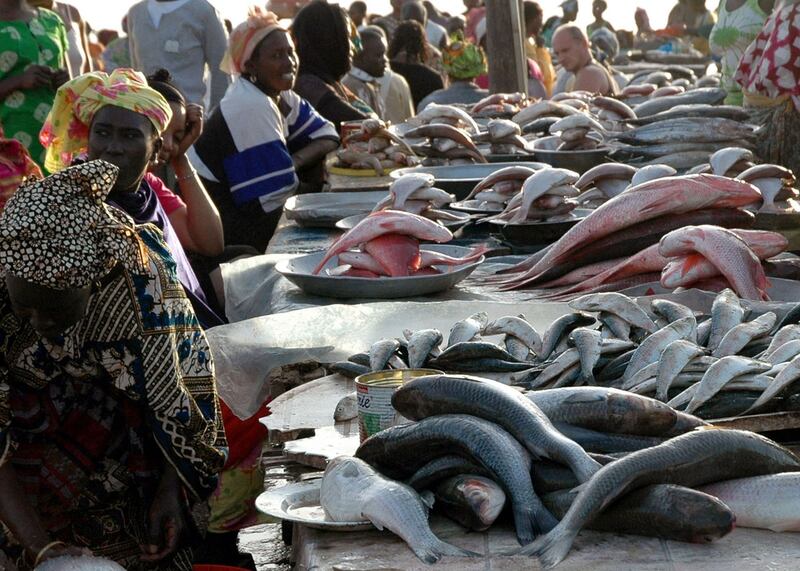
447 312 488 347
483 314 543 356
552 422 667 454
406 455 488 491
520 429 800 568
682 356 771 414
540 312 597 359
393 374 601 483
712 312 776 358
370 338 400 372
333 392 358 421
320 456 479 563
570 328 602 385
570 293 657 333
621 316 697 384
655 340 708 402
708 288 746 351
405 328 443 369
743 353 800 414
435 474 507 531
356 413 555 544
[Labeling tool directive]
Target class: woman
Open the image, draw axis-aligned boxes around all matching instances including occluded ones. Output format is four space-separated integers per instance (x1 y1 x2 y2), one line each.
190 9 339 253
292 0 371 129
0 159 227 570
40 68 223 328
388 20 444 109
0 135 42 209
418 34 487 110
0 0 69 169
27 0 93 74
523 1 555 97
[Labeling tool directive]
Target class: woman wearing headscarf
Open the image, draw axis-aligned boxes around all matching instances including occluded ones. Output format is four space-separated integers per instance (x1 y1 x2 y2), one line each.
39 68 223 328
0 0 70 170
292 0 371 129
0 159 226 570
189 8 339 253
417 34 487 110
388 20 444 108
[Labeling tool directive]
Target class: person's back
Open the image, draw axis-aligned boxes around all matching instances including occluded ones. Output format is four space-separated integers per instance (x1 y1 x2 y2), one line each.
552 24 616 96
127 0 230 108
418 81 486 110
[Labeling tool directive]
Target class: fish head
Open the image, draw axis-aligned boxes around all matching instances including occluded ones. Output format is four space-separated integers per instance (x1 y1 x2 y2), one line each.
325 456 374 481
460 477 506 523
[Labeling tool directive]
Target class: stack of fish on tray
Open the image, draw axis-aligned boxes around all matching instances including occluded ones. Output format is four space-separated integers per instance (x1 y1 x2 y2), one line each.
335 118 419 174
472 118 530 155
402 103 487 165
318 369 800 567
609 87 758 171
368 173 463 226
469 92 533 118
485 173 791 300
312 209 485 278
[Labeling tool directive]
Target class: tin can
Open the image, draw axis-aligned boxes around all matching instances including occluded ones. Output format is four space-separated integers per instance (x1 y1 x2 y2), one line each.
340 120 364 147
355 369 442 443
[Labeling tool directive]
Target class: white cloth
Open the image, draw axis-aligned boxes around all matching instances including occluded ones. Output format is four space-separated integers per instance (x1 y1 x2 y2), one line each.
426 20 447 48
147 0 191 27
376 69 414 124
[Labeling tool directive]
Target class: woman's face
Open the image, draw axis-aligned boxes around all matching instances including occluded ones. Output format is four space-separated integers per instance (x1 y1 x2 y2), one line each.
6 274 92 339
87 105 160 193
246 31 298 96
158 101 186 165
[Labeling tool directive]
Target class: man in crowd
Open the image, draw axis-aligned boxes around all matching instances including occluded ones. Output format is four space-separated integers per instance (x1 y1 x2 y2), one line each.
343 26 388 118
375 0 405 42
523 1 555 97
552 24 617 96
349 0 367 28
401 0 445 78
541 0 577 47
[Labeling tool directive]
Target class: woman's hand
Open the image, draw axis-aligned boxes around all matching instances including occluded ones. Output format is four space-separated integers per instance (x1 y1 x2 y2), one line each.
173 104 204 161
50 68 70 89
140 464 186 562
16 65 53 90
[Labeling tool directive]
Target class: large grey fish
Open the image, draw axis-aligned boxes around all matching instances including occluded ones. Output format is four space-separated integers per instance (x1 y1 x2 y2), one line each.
684 356 771 414
439 358 533 372
435 474 507 531
708 289 746 351
505 335 532 361
520 429 800 568
764 339 800 365
433 341 519 364
570 293 657 333
651 299 695 324
543 484 735 542
539 312 596 359
483 315 543 355
700 473 800 532
405 328 443 369
598 311 631 340
320 456 479 563
655 340 709 402
613 141 740 158
713 312 776 358
447 312 488 347
632 88 728 117
527 386 707 436
626 103 750 125
553 422 667 453
330 361 370 378
760 325 800 360
570 328 602 385
615 118 755 144
621 317 697 383
393 374 601 483
406 455 488 491
743 353 800 414
370 338 400 371
333 392 358 421
356 414 556 543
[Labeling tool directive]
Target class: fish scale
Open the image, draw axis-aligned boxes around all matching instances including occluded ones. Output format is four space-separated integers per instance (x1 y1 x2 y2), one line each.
521 429 800 568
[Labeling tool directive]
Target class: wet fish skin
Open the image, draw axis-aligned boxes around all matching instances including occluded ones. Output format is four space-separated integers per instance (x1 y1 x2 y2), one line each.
743 353 800 414
407 329 443 369
435 474 507 531
406 455 488 491
320 456 479 563
570 328 602 385
356 414 556 543
553 422 666 453
521 429 800 568
655 340 708 402
540 313 596 359
330 361 370 378
761 325 800 360
764 339 800 365
334 392 358 421
505 335 532 361
684 356 772 414
776 303 800 330
433 341 520 364
596 349 634 384
447 312 488 347
393 374 602 483
713 312 776 358
435 357 534 372
651 299 695 324
622 316 697 383
571 293 657 333
483 315 543 355
708 289 745 351
370 339 401 372
700 473 800 532
626 104 750 125
633 88 728 117
598 311 631 341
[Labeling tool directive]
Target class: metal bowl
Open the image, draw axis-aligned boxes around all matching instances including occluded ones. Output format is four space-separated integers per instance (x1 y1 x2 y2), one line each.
489 209 593 245
532 135 611 173
390 162 548 200
275 244 484 299
335 210 471 231
449 199 505 215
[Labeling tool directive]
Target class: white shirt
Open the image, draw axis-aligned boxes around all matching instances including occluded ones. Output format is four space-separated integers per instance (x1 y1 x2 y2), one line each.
426 20 447 48
147 0 191 27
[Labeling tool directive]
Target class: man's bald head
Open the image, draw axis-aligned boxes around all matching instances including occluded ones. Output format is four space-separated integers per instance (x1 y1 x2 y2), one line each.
552 24 591 73
402 0 427 25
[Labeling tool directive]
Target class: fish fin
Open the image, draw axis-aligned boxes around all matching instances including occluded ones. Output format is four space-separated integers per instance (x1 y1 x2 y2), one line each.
430 539 482 558
519 528 575 569
420 490 436 511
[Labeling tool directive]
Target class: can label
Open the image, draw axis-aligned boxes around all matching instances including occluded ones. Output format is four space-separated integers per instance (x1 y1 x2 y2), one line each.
356 380 406 443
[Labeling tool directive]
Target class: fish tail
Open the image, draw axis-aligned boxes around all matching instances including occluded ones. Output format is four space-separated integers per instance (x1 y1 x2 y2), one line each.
514 504 558 545
520 528 577 569
431 538 482 559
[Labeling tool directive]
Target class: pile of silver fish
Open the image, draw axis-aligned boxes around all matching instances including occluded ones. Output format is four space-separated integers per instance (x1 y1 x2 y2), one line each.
480 167 581 224
470 92 532 117
336 118 419 174
487 174 767 294
402 103 486 165
319 372 800 568
369 173 462 226
313 210 486 278
473 118 530 155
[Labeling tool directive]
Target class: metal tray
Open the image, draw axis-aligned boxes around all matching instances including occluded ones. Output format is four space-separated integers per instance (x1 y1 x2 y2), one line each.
489 209 592 244
532 135 611 173
335 210 471 231
255 480 372 531
275 244 484 299
284 191 389 228
390 162 547 199
449 200 505 215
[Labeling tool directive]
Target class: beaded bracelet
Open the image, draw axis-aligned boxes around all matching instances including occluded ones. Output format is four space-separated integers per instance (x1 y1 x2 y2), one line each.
34 540 67 567
176 169 197 182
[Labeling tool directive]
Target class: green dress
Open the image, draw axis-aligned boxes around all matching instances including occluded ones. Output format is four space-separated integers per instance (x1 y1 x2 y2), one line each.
0 9 67 170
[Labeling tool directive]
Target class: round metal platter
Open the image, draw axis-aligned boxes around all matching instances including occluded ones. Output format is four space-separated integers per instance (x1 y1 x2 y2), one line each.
335 210 471 231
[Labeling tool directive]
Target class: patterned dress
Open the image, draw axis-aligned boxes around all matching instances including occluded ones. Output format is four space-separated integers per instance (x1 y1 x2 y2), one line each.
0 9 68 170
0 224 227 570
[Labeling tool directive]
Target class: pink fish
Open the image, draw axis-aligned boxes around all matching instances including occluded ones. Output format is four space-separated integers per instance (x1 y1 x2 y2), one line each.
338 251 388 275
497 175 762 290
363 234 422 277
659 225 770 300
418 245 489 269
313 210 452 274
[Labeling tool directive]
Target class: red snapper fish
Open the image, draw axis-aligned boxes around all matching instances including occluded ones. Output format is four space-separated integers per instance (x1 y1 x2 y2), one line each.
313 210 452 274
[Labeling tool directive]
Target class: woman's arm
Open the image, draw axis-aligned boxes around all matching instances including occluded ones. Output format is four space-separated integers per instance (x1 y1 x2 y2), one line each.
0 67 52 100
293 138 339 172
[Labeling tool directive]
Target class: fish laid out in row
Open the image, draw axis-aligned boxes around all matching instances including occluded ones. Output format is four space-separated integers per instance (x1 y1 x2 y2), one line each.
480 167 581 225
319 373 800 568
336 118 419 173
369 173 462 225
470 92 532 117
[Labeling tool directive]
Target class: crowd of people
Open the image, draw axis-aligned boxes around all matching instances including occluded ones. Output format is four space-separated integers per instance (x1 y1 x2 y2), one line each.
0 0 796 569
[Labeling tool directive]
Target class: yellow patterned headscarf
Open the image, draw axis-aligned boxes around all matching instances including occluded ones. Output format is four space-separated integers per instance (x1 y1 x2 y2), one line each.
0 160 149 289
443 34 487 80
221 8 286 75
39 69 173 173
